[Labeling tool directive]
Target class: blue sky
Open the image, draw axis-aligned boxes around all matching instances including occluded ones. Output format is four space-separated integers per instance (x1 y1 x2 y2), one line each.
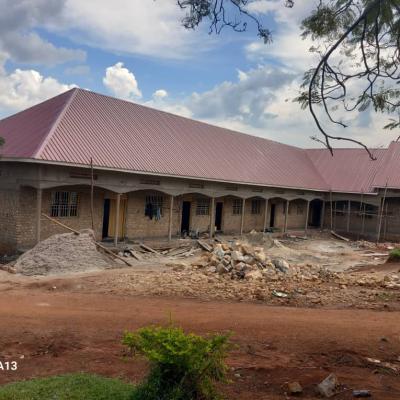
0 0 397 148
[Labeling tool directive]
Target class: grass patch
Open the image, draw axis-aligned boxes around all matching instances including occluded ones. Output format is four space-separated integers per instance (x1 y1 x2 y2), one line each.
0 373 134 400
388 248 400 262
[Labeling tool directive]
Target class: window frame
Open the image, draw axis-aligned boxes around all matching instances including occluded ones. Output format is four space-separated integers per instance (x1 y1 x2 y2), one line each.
232 199 243 215
251 199 262 215
196 198 210 216
50 191 79 218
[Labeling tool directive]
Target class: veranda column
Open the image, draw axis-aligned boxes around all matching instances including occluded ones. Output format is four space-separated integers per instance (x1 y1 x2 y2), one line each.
168 195 174 241
114 193 121 247
346 200 351 232
305 200 310 235
209 197 215 238
284 200 289 233
263 198 269 233
240 199 246 235
36 188 42 244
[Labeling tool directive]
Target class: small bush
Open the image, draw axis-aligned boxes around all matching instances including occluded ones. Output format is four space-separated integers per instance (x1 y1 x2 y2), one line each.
388 248 400 262
122 325 231 400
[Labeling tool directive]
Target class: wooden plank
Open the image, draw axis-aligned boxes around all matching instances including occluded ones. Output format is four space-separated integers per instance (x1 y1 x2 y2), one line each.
197 240 212 252
127 250 142 261
330 230 350 242
140 243 159 254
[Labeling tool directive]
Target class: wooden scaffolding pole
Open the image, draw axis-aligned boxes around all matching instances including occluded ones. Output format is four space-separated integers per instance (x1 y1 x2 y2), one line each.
305 200 310 235
376 183 388 243
263 198 269 233
114 193 121 247
329 191 333 230
284 200 289 233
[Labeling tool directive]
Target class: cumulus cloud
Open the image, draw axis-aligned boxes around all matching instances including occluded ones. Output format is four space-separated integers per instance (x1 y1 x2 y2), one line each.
52 0 210 60
0 56 76 114
153 89 168 100
103 62 142 100
0 0 85 65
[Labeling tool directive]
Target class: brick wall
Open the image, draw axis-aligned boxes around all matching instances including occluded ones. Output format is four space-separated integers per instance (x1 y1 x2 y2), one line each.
0 189 18 254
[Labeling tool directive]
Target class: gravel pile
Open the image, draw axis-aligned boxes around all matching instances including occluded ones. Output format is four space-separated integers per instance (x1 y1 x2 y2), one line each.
13 230 113 276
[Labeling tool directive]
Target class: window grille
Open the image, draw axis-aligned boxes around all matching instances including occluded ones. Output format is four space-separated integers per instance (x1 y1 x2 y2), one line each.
144 195 164 216
251 199 261 215
196 198 210 215
232 199 243 215
51 191 78 217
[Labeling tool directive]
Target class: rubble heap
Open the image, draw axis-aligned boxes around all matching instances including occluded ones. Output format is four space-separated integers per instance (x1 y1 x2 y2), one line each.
192 240 338 283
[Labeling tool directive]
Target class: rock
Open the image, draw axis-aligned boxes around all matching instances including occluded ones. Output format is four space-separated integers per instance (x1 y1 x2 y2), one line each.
245 269 263 281
221 243 231 251
316 373 339 398
254 251 266 263
272 258 290 273
287 381 303 395
353 390 371 398
243 255 256 265
235 262 246 271
231 251 244 261
216 263 229 274
213 244 225 259
240 244 253 255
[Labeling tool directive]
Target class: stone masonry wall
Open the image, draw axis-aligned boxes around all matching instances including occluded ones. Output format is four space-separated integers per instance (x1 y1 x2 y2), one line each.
0 189 19 254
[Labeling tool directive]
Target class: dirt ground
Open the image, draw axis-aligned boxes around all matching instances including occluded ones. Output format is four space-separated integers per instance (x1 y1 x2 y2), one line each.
0 289 399 399
1 234 400 399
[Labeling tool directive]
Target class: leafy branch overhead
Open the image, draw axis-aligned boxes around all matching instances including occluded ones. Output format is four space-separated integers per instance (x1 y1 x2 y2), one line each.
177 0 400 158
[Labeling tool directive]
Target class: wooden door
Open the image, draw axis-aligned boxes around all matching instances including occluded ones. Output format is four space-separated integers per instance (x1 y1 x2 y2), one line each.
108 198 127 238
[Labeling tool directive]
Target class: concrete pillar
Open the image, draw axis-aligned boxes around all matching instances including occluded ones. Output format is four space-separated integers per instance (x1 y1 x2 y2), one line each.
114 193 121 247
346 200 351 232
168 195 174 241
305 200 310 235
263 198 269 233
284 200 289 233
240 199 246 235
209 197 215 238
320 201 325 229
36 188 42 244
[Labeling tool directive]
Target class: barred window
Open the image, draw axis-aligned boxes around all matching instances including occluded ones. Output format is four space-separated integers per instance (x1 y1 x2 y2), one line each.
232 199 243 215
51 191 78 217
251 199 262 215
196 198 210 215
144 195 164 216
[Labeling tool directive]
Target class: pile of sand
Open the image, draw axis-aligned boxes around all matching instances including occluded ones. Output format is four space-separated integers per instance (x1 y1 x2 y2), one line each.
13 230 113 276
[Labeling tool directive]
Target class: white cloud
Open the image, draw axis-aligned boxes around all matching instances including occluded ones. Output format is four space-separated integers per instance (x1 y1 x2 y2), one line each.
103 62 142 100
153 89 168 100
0 58 76 114
0 0 86 65
50 0 211 60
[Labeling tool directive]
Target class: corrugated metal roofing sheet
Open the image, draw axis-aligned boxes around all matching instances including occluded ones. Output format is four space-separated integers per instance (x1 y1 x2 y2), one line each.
0 88 399 193
306 148 388 193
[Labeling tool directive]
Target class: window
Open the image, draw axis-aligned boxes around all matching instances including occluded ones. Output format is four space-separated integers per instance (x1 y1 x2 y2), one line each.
335 201 346 216
232 199 243 215
296 204 304 215
196 198 210 215
251 199 262 215
144 195 164 217
51 191 78 217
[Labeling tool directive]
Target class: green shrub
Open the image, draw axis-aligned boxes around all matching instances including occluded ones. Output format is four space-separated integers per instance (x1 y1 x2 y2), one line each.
122 325 231 400
388 248 400 262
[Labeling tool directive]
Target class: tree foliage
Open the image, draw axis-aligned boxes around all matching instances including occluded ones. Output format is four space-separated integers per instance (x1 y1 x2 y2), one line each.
177 0 400 156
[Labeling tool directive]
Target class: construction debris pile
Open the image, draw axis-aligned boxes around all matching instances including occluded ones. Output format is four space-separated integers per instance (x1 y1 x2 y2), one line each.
193 240 338 283
11 230 113 276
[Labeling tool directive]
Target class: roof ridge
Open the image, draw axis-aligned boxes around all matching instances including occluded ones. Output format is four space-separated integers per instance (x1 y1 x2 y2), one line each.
33 88 78 159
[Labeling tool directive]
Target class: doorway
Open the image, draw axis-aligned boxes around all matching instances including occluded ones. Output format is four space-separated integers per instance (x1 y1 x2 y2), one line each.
181 201 191 233
215 202 223 231
269 203 276 228
102 197 127 239
309 199 323 227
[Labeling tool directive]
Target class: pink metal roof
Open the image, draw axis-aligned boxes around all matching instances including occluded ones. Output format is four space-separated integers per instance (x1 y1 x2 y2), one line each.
0 88 399 193
372 142 400 189
306 148 388 193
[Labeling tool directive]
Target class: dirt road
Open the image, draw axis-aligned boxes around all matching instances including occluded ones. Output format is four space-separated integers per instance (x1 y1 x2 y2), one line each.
0 289 399 399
